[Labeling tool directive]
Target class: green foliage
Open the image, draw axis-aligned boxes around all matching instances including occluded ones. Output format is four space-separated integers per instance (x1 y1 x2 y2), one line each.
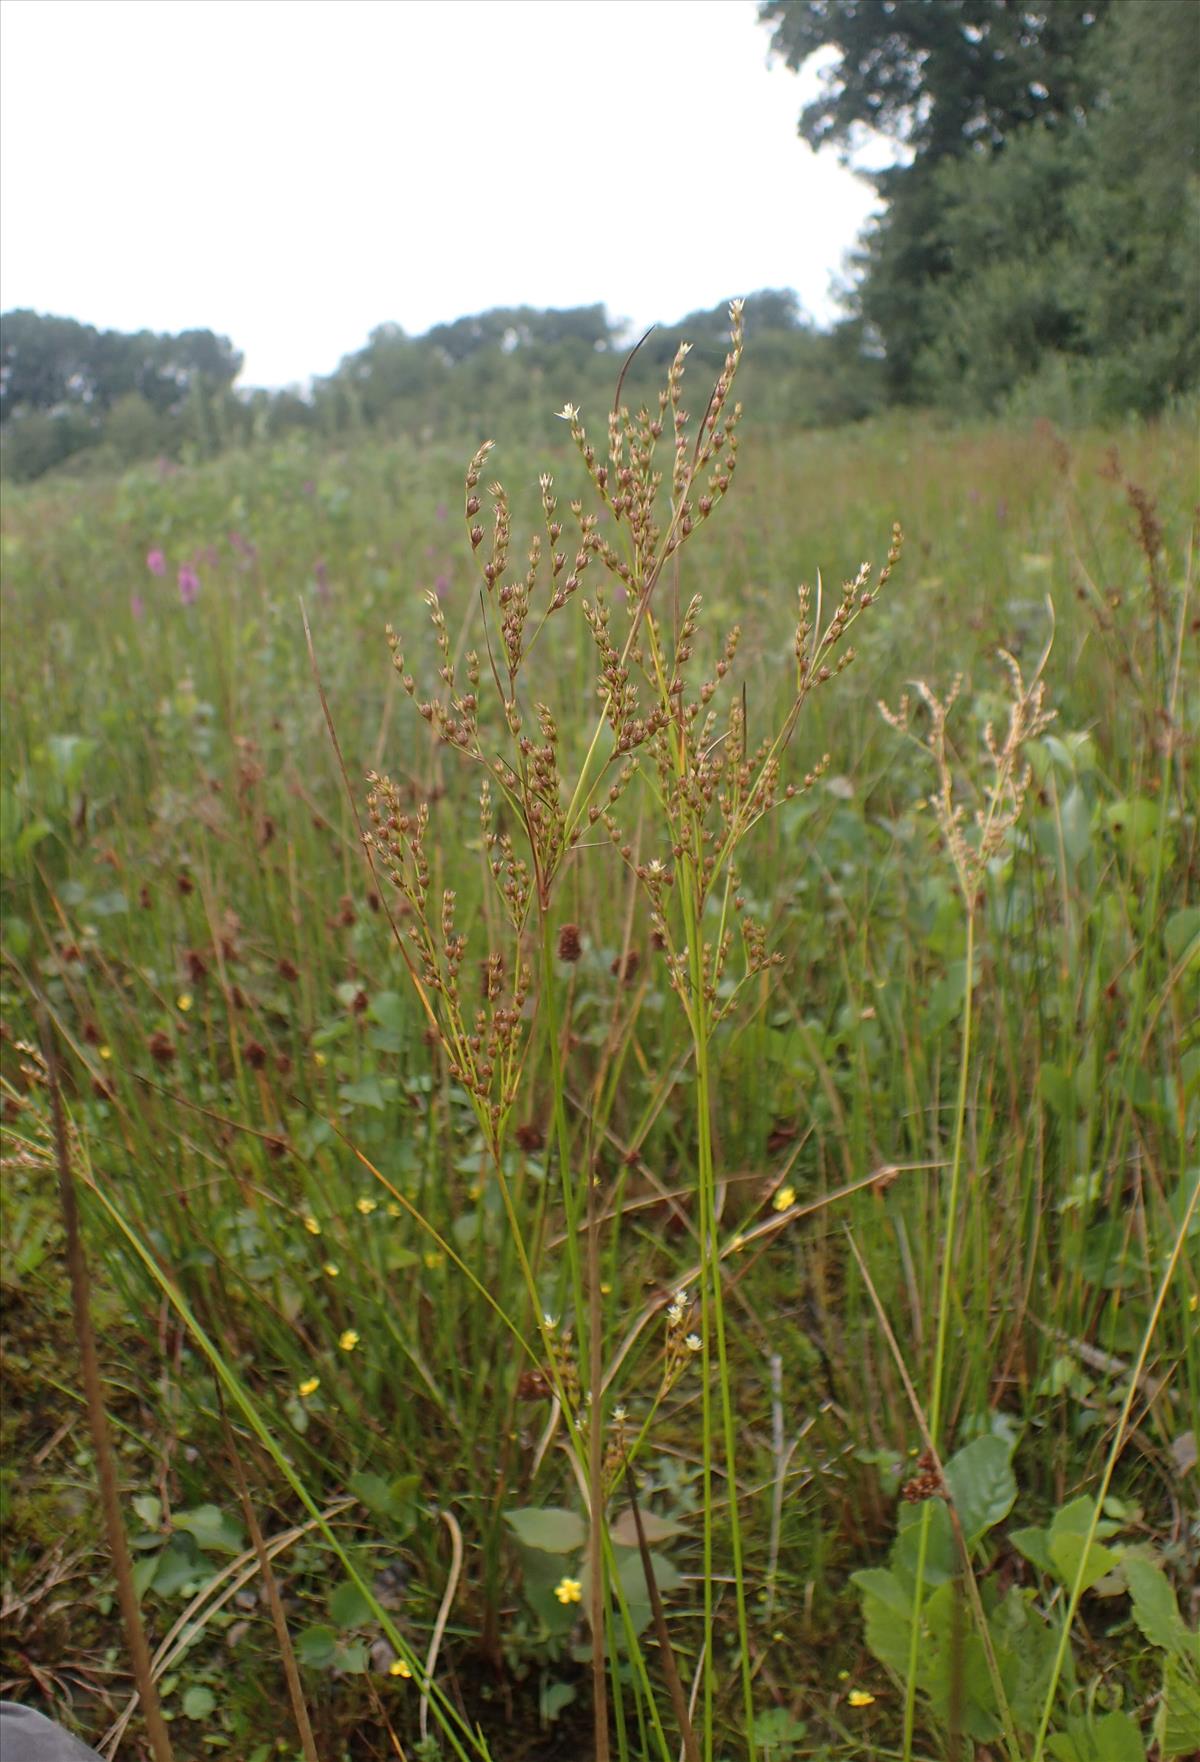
1 394 1195 1759
763 0 1200 417
857 1454 1200 1758
1 290 884 485
758 0 1111 159
0 310 243 480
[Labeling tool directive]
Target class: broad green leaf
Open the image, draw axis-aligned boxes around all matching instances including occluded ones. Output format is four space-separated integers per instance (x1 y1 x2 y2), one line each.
1046 1734 1084 1760
329 1579 373 1628
944 1433 1017 1546
1050 1496 1121 1542
173 1503 243 1556
295 1624 337 1667
182 1685 216 1720
338 1639 370 1673
132 1553 159 1602
752 1706 808 1755
1048 1710 1144 1762
1049 1530 1120 1593
541 1681 577 1720
616 1546 682 1606
368 991 409 1034
348 1470 418 1534
852 1568 913 1676
517 1541 583 1636
1160 1655 1200 1756
894 1497 956 1587
921 1580 1002 1741
614 1546 683 1638
132 1493 162 1529
150 1537 209 1598
850 1566 912 1618
505 1506 587 1553
1010 1524 1054 1576
339 1076 386 1110
1123 1555 1192 1658
1092 1709 1148 1762
992 1585 1058 1729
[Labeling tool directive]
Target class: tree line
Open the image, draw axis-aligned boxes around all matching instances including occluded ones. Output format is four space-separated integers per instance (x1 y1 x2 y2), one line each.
760 0 1198 416
2 0 1195 483
0 293 880 483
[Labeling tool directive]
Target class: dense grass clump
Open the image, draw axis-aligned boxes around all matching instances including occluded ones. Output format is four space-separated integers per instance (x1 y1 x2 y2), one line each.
1 326 1196 1762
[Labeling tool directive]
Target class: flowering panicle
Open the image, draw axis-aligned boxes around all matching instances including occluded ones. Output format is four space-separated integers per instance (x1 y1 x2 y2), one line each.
880 643 1054 904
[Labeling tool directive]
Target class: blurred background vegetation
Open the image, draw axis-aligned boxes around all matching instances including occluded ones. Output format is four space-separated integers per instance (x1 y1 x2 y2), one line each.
3 0 1196 485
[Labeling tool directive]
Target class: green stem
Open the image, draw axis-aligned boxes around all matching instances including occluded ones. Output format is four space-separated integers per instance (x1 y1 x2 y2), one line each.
902 907 976 1762
1030 1169 1199 1759
540 907 588 1355
680 868 757 1762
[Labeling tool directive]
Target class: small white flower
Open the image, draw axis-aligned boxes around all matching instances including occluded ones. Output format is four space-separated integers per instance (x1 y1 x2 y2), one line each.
685 1333 702 1353
555 403 579 424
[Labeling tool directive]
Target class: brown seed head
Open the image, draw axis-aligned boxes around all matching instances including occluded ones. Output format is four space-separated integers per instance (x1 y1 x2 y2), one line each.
556 923 583 963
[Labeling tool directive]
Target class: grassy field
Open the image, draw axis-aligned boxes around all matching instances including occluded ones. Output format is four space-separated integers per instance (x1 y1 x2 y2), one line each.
1 340 1196 1762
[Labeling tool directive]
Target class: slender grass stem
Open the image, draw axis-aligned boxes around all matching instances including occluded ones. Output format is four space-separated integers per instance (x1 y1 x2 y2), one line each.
902 907 976 1762
1029 1169 1199 1760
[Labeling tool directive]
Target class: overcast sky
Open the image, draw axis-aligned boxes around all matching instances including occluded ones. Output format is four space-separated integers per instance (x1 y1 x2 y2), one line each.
0 0 881 390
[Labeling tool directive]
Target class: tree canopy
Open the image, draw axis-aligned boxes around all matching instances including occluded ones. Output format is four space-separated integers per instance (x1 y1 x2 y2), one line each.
1 292 883 483
762 0 1199 413
759 0 1113 160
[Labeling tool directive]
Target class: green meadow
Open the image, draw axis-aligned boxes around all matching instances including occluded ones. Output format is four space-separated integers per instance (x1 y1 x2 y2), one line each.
1 346 1196 1762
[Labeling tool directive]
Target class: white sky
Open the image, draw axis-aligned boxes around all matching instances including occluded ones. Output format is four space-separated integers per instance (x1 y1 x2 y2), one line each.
0 0 881 390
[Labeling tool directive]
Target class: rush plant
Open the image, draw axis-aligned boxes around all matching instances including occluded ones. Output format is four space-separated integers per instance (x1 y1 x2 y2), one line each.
359 303 902 1758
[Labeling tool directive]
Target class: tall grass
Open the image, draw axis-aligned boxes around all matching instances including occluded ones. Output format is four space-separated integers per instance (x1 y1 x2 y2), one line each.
1 344 1196 1760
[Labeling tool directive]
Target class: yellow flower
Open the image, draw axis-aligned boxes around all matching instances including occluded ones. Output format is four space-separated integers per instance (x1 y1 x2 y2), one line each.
386 1201 402 1218
338 1329 359 1352
298 1376 320 1399
313 1050 327 1067
356 1197 377 1216
847 1689 875 1708
176 993 193 1012
303 1214 322 1236
554 1577 583 1606
323 1262 340 1278
99 1045 112 1061
388 1657 412 1678
467 1179 484 1201
423 1250 445 1270
773 1185 796 1213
